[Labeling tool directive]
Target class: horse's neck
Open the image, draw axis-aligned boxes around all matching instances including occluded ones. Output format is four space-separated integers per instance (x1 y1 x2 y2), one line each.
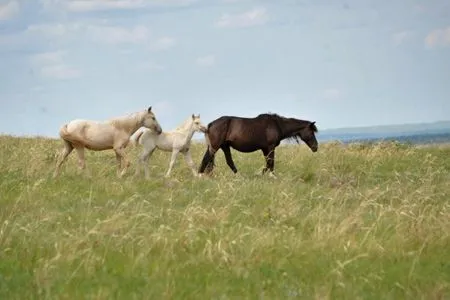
109 117 141 135
180 123 196 141
171 122 195 146
278 118 307 139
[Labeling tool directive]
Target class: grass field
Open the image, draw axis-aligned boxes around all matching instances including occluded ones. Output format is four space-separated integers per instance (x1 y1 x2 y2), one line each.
0 135 449 299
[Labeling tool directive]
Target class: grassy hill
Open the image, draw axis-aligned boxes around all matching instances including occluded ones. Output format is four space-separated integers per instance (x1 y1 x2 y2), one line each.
318 120 450 143
0 135 449 299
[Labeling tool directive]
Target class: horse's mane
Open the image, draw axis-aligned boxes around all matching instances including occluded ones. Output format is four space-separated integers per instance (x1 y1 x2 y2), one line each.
257 112 282 119
174 116 194 131
258 112 318 143
108 110 145 132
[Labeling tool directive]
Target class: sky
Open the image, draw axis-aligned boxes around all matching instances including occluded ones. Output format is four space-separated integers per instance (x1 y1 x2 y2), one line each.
0 0 449 137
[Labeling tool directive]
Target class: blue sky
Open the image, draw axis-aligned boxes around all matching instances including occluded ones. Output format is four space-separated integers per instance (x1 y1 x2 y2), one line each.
1 0 449 137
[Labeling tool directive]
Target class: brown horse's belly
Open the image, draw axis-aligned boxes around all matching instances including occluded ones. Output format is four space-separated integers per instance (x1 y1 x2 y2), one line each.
229 142 260 153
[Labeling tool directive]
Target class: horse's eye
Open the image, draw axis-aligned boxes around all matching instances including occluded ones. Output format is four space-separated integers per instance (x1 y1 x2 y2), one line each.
152 117 155 120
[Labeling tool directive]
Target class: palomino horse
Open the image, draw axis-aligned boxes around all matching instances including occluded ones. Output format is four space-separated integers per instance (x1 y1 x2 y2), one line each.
198 113 318 177
53 107 162 178
130 114 207 178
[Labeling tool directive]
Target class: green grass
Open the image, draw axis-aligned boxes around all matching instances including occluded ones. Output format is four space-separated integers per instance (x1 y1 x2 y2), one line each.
0 135 449 299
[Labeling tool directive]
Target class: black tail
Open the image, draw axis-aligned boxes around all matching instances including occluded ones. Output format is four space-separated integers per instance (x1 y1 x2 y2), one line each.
198 148 215 174
198 123 216 174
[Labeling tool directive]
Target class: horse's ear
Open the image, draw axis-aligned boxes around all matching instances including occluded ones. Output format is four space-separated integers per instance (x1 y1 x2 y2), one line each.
192 114 195 119
148 106 152 112
197 114 200 118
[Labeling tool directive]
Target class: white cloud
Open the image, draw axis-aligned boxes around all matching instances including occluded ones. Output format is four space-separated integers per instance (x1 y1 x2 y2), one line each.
30 50 81 80
425 27 450 48
392 30 414 46
196 55 216 67
39 0 199 12
215 7 268 28
40 64 81 79
149 37 176 51
26 22 176 50
322 88 341 101
67 0 146 12
138 62 165 71
26 23 81 37
87 25 150 44
0 1 19 21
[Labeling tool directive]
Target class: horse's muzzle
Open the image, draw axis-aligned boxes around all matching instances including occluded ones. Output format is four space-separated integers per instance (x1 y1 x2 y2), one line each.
154 126 162 134
200 126 207 133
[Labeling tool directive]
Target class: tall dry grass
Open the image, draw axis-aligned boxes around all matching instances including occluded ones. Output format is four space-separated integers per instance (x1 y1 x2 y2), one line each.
0 135 449 299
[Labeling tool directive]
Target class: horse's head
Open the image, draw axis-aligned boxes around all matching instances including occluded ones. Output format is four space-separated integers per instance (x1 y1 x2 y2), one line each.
298 121 318 152
191 114 207 133
142 106 162 134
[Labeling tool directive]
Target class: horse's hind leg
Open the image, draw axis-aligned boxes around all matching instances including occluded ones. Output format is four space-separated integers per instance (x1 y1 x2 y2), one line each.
198 148 216 174
75 147 91 177
75 147 86 169
136 147 155 179
221 145 237 173
53 139 74 178
182 149 198 177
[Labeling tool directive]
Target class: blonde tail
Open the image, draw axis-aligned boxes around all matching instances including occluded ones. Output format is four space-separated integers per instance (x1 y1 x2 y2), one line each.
129 127 147 146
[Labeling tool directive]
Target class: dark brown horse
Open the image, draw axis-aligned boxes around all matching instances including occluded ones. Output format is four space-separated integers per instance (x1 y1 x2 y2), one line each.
198 113 318 176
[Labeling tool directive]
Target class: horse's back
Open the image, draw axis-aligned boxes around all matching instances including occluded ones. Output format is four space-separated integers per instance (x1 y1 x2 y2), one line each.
60 119 115 150
205 115 275 152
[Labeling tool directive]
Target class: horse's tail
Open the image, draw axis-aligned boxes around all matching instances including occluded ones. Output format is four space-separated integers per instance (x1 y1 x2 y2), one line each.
198 125 215 174
129 127 147 146
58 124 70 139
204 126 212 149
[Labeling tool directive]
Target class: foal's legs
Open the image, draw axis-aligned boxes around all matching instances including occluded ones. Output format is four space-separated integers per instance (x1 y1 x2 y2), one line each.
53 139 74 177
165 149 180 178
135 146 155 179
221 145 238 173
182 149 198 177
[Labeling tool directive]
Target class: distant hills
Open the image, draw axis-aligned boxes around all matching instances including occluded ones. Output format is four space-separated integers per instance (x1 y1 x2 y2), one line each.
317 121 450 144
190 120 450 145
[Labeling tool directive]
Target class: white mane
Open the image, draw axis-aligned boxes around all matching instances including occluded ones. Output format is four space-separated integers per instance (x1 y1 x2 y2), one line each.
174 116 194 132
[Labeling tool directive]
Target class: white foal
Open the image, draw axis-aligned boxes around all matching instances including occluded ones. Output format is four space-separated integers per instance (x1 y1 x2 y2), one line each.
54 107 162 178
130 114 207 178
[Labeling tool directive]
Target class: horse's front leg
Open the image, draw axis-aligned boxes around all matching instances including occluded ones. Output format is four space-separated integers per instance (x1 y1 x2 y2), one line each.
183 149 198 177
165 149 180 178
262 148 276 178
115 151 123 177
221 145 238 173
